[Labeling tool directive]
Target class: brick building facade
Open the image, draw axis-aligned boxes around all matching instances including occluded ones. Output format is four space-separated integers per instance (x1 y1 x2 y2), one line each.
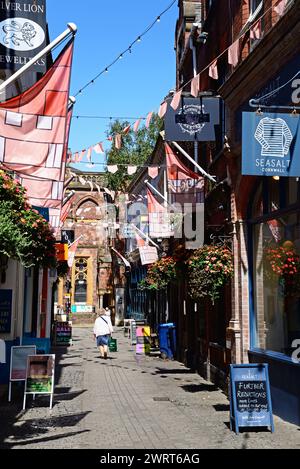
174 0 300 425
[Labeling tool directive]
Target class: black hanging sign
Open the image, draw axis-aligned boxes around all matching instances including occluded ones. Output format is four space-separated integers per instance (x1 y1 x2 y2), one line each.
164 96 220 142
0 0 47 71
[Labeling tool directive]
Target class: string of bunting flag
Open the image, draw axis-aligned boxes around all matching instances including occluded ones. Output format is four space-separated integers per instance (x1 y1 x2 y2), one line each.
67 111 155 163
74 0 177 97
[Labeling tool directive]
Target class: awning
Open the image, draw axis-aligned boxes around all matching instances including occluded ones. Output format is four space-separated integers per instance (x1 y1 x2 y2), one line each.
111 247 131 269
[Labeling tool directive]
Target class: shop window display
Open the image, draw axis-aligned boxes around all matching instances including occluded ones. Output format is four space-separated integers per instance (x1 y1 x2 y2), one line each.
251 178 300 355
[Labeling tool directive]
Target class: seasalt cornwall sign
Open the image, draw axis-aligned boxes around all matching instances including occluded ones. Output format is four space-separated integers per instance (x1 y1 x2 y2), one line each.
242 112 300 177
0 0 46 71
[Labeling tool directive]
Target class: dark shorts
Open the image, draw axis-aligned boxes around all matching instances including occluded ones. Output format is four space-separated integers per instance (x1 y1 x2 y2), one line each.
97 335 110 346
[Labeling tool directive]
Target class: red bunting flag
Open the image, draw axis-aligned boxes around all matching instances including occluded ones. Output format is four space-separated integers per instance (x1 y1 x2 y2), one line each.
209 60 219 80
274 0 287 16
146 111 153 128
123 124 131 134
115 134 122 149
94 142 104 154
86 147 92 162
170 90 182 111
148 166 159 179
191 75 200 97
158 102 167 119
133 119 141 132
228 39 240 67
60 195 74 224
250 20 262 40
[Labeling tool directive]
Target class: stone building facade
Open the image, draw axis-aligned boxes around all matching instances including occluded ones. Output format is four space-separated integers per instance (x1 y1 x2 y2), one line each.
57 170 115 323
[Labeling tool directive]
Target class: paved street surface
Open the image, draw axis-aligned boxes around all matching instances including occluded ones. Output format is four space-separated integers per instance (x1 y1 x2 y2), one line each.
0 327 299 449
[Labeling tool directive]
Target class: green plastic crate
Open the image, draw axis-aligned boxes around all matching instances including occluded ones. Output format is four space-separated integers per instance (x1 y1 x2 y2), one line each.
108 337 117 352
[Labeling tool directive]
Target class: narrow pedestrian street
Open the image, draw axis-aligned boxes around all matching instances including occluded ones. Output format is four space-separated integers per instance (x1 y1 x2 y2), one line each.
0 327 299 450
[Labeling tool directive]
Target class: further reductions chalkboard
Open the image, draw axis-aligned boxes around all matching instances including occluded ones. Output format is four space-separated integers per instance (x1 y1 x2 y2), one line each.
230 364 274 434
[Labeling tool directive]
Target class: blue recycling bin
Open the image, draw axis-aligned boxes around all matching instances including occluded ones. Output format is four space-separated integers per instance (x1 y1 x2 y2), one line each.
158 323 176 359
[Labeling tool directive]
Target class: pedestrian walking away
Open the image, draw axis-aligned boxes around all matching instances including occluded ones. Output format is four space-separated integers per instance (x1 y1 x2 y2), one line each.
93 310 114 359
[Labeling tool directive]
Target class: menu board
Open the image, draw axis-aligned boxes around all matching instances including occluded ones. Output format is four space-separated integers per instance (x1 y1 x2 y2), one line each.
23 354 55 410
230 364 274 434
10 345 36 381
8 345 36 402
54 322 72 346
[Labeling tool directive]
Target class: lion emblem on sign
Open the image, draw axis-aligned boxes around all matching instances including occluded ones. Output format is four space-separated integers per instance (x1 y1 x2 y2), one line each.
3 20 37 48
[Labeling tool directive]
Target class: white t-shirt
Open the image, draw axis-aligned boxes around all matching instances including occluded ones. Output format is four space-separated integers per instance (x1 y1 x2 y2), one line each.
94 315 113 337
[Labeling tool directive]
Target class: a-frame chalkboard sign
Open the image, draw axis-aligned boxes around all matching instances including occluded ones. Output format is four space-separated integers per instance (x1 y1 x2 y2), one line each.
230 364 274 434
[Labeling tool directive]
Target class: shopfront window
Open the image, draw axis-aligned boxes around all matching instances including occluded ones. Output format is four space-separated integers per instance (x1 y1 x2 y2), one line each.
251 179 300 356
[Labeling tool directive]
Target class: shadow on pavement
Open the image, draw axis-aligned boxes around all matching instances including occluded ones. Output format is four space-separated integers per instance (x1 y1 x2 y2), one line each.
155 368 193 375
213 404 230 412
0 429 90 448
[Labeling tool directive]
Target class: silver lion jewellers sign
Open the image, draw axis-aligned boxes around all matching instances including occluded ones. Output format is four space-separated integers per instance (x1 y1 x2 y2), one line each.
0 1 46 71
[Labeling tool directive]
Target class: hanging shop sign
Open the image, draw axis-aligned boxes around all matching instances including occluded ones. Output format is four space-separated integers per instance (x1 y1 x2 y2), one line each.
139 246 158 266
230 364 274 434
0 0 47 72
0 289 12 333
164 96 220 142
8 345 36 402
242 112 300 177
23 354 55 409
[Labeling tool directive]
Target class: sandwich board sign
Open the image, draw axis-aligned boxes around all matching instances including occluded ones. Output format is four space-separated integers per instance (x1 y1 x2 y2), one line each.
230 364 274 434
23 354 55 410
9 345 36 402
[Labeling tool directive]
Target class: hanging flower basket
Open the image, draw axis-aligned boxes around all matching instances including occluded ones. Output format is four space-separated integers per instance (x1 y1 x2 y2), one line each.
138 256 178 291
187 245 233 304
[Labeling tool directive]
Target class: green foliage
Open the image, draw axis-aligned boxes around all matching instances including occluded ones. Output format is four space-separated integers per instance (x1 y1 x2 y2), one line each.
106 114 162 191
0 170 56 268
187 245 233 304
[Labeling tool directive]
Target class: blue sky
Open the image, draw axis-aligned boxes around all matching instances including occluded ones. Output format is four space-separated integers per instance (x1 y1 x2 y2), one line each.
47 0 178 172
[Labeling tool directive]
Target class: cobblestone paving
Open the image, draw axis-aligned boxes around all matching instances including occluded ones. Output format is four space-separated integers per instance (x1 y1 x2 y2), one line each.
0 327 299 449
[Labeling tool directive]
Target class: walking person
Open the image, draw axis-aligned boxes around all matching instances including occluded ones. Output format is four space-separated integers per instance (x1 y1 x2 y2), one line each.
93 310 114 359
